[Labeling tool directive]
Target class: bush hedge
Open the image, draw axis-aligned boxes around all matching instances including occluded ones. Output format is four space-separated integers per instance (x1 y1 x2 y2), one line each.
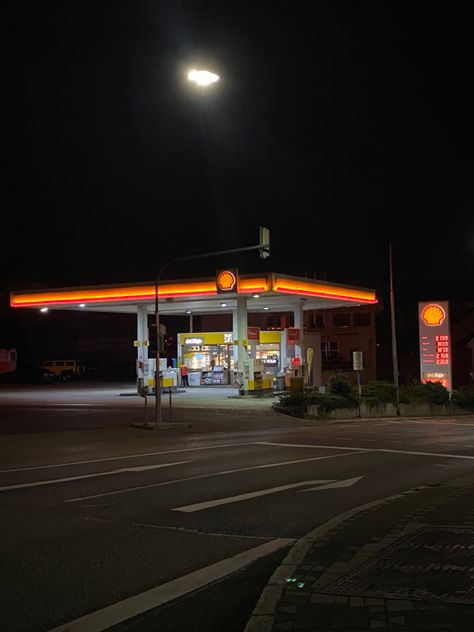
273 374 474 417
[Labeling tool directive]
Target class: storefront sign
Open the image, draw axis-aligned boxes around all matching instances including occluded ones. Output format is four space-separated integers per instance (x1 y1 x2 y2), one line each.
287 327 300 344
248 326 260 340
224 332 233 343
216 269 238 294
184 337 204 345
419 301 452 391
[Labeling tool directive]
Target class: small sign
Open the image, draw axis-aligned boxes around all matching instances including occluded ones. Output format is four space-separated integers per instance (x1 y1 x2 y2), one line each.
288 328 300 345
352 351 363 371
248 326 260 340
133 340 139 347
224 332 233 343
184 337 204 345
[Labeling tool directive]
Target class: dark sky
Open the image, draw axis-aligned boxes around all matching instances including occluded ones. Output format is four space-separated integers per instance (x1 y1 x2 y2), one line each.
4 1 473 312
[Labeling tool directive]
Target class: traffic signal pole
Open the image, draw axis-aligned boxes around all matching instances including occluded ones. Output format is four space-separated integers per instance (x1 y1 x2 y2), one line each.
153 227 270 428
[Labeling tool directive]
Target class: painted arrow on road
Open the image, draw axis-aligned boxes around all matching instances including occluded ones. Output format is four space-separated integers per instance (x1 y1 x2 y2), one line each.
173 477 363 513
300 476 364 492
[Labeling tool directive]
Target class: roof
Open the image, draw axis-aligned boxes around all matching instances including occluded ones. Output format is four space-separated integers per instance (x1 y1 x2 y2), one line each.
10 272 377 316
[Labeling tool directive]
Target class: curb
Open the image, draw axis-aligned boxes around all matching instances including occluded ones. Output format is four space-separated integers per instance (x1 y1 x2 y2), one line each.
243 485 429 632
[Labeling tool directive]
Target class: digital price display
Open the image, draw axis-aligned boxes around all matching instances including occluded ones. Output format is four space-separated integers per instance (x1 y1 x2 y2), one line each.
418 301 452 391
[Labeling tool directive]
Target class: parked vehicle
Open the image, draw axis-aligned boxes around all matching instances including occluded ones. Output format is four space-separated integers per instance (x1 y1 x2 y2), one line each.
42 360 85 381
0 362 59 384
0 348 17 374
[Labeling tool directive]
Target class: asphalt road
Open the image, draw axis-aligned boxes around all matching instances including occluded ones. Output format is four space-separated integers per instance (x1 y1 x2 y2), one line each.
1 382 474 632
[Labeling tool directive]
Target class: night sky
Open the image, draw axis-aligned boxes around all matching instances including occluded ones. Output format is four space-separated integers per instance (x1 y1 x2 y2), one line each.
4 2 473 349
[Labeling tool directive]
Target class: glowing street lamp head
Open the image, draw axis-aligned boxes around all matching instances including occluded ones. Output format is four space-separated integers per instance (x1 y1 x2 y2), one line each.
187 69 220 86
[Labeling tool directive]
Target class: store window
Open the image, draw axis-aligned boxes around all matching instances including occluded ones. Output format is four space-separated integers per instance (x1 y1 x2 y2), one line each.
321 341 340 361
333 313 351 327
353 312 371 326
255 343 280 369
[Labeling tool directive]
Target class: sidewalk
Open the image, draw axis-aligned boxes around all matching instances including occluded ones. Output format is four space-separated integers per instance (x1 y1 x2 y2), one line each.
245 476 474 632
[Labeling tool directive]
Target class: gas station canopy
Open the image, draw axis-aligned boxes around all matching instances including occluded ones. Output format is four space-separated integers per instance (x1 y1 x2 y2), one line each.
10 272 377 315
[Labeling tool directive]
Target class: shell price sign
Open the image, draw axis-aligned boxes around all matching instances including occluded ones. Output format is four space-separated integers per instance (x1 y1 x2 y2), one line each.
418 301 452 391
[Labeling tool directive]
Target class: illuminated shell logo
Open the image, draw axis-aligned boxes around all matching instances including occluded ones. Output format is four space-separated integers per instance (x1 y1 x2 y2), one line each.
217 271 236 291
422 304 446 326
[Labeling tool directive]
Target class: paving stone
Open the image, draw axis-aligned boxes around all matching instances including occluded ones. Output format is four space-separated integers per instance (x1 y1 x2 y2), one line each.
349 597 365 607
386 601 414 612
388 615 406 625
275 623 293 630
369 620 387 629
364 598 385 606
311 594 337 604
280 606 297 614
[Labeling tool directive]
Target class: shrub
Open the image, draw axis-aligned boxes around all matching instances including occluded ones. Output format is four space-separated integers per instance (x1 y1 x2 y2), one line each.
273 387 357 417
326 373 354 399
452 385 474 411
315 393 358 415
399 380 449 405
361 381 396 404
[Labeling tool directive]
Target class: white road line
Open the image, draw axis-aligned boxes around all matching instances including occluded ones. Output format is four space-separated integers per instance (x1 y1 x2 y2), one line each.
255 442 367 451
173 480 335 513
0 443 257 474
47 538 294 632
376 448 474 460
258 441 474 461
66 451 367 503
0 461 190 492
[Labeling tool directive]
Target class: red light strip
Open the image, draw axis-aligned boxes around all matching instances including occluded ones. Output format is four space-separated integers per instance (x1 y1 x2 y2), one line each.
273 277 376 303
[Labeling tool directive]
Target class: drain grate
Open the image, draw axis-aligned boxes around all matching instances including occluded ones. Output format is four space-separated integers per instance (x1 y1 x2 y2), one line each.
327 526 474 603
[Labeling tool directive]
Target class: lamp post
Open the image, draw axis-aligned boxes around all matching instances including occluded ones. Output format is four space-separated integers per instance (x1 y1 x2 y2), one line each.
389 241 401 414
153 228 270 428
150 67 221 428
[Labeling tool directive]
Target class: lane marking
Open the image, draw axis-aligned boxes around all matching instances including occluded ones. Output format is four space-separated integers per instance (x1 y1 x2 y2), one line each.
47 538 294 632
301 476 364 492
173 480 335 513
0 442 258 474
66 451 366 503
255 442 367 451
257 442 474 461
0 461 190 492
376 448 474 460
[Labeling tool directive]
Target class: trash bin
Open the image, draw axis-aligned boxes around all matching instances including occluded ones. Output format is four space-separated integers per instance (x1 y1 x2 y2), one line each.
275 375 286 391
289 376 304 393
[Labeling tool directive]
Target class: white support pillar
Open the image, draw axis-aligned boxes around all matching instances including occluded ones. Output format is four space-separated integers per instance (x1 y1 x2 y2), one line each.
136 305 149 392
293 300 305 376
232 297 248 392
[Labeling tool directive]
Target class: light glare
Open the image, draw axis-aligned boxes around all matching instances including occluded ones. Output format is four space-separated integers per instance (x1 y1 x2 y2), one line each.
188 69 220 86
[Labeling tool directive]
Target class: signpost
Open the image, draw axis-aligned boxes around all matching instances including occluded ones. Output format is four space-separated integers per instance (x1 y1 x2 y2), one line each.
352 351 363 415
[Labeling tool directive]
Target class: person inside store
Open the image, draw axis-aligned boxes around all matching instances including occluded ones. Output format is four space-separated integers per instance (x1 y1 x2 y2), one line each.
180 363 189 387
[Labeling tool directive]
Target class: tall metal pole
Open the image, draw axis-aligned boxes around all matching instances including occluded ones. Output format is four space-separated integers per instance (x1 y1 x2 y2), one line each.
154 277 162 429
389 241 401 414
153 228 270 428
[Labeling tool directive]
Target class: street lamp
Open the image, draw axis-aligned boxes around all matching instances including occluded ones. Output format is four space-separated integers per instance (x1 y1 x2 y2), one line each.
187 69 220 86
150 69 222 429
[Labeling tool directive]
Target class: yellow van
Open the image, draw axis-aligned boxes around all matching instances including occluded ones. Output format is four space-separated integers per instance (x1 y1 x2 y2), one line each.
42 360 84 381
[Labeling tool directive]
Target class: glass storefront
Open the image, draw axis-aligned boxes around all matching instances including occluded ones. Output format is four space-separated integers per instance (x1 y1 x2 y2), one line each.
255 342 280 372
178 331 282 386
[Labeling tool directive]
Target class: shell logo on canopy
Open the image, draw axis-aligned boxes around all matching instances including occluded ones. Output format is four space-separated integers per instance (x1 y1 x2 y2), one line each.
421 304 446 326
216 269 237 293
